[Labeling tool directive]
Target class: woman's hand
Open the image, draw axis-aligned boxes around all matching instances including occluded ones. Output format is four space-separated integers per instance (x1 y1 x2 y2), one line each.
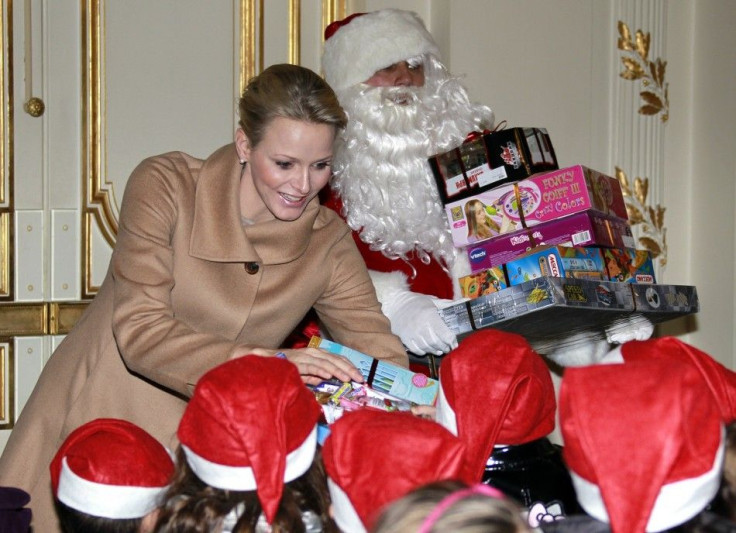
273 348 364 386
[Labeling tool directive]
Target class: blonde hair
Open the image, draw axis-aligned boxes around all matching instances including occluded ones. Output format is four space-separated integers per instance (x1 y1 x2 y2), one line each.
238 63 347 148
371 480 530 533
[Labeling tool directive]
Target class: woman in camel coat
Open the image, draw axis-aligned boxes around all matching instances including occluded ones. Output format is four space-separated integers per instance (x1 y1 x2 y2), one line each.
0 64 407 532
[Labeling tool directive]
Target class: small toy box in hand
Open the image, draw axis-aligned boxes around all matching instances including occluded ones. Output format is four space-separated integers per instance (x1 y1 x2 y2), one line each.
445 165 629 248
308 336 438 406
504 245 607 287
429 127 558 204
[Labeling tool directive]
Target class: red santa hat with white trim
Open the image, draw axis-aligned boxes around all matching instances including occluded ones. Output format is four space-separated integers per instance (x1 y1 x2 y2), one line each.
322 409 473 533
177 355 322 525
49 418 174 519
601 336 736 423
322 8 440 91
435 329 557 481
560 360 725 533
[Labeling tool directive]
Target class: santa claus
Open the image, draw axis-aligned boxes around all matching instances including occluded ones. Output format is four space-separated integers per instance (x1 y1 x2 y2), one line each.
321 8 652 366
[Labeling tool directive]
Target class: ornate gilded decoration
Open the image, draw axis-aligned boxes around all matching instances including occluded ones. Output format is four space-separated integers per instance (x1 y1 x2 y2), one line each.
615 167 667 267
1 0 13 299
615 20 669 267
617 21 669 122
0 342 13 429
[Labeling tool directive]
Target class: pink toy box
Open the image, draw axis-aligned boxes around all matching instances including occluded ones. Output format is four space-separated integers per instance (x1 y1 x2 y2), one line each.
504 245 607 287
444 164 629 248
466 210 635 271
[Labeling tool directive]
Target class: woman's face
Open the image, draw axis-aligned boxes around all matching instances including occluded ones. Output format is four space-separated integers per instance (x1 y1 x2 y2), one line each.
473 202 486 225
238 117 335 221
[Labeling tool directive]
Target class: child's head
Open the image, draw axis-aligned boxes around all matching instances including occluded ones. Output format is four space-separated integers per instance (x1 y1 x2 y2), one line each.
560 359 725 533
49 418 175 533
322 409 473 533
155 355 331 532
435 329 556 480
371 480 530 533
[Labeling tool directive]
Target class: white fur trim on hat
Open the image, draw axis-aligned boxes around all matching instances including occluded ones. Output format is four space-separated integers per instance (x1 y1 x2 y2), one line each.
434 382 458 436
571 427 725 532
322 9 440 91
327 477 368 533
182 425 317 491
56 457 167 519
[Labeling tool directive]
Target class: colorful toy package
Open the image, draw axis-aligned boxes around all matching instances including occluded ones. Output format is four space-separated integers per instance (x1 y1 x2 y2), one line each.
429 127 558 204
444 164 629 248
466 210 635 270
308 336 438 406
504 245 607 287
602 248 656 284
458 267 508 299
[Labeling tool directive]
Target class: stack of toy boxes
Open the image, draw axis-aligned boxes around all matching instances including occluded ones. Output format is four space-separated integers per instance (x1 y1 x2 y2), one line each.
430 128 655 300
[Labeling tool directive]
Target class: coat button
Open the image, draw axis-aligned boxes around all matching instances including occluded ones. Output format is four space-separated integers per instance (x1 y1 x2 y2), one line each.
244 262 259 274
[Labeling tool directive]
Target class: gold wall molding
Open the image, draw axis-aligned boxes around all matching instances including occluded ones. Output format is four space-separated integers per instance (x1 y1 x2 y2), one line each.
0 301 89 336
0 342 13 429
1 0 15 300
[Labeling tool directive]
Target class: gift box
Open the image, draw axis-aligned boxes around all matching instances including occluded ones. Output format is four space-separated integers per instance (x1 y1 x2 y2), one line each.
438 277 698 354
603 248 656 284
466 210 635 271
308 336 438 406
429 127 558 204
438 276 636 338
445 164 629 248
504 245 607 287
458 267 508 299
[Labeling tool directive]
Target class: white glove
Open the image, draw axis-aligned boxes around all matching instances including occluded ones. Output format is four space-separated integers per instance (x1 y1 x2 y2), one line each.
381 289 458 355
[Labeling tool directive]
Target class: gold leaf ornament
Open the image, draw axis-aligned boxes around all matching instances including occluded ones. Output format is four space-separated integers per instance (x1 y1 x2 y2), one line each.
614 167 667 267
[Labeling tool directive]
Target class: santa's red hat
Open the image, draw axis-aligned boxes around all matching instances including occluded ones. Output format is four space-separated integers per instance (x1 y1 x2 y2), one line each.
49 418 174 519
602 336 736 423
322 8 440 91
561 360 724 533
322 409 472 533
435 329 556 481
177 355 322 524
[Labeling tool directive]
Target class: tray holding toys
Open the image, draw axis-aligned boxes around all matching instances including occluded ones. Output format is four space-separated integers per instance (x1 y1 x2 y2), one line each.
438 277 699 354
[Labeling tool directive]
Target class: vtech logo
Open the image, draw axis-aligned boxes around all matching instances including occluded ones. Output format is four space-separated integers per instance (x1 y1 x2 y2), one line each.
469 249 486 263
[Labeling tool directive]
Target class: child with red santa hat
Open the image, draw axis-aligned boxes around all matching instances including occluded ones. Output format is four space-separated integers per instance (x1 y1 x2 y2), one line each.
49 418 174 533
153 355 335 532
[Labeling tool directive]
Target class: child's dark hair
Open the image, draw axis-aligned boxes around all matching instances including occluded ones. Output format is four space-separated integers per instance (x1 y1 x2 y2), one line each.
153 447 337 532
54 499 142 533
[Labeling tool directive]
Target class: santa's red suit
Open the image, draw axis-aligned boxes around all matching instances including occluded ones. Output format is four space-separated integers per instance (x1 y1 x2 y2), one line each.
322 191 455 301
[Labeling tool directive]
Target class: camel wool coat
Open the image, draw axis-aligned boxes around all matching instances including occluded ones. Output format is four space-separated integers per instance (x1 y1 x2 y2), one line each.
0 143 407 532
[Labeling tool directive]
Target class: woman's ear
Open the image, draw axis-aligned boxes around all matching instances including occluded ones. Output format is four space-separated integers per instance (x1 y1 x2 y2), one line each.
235 128 251 163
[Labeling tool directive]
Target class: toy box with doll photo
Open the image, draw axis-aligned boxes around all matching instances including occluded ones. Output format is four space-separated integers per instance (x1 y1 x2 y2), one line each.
444 164 629 248
308 336 438 406
429 127 558 204
467 210 635 270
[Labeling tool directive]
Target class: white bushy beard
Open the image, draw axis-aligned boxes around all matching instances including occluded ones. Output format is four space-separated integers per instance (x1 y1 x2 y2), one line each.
331 55 494 269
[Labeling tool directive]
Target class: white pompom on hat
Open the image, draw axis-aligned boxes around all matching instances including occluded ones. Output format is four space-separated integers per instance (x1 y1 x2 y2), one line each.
560 360 724 533
177 355 322 525
322 8 440 91
49 418 174 520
